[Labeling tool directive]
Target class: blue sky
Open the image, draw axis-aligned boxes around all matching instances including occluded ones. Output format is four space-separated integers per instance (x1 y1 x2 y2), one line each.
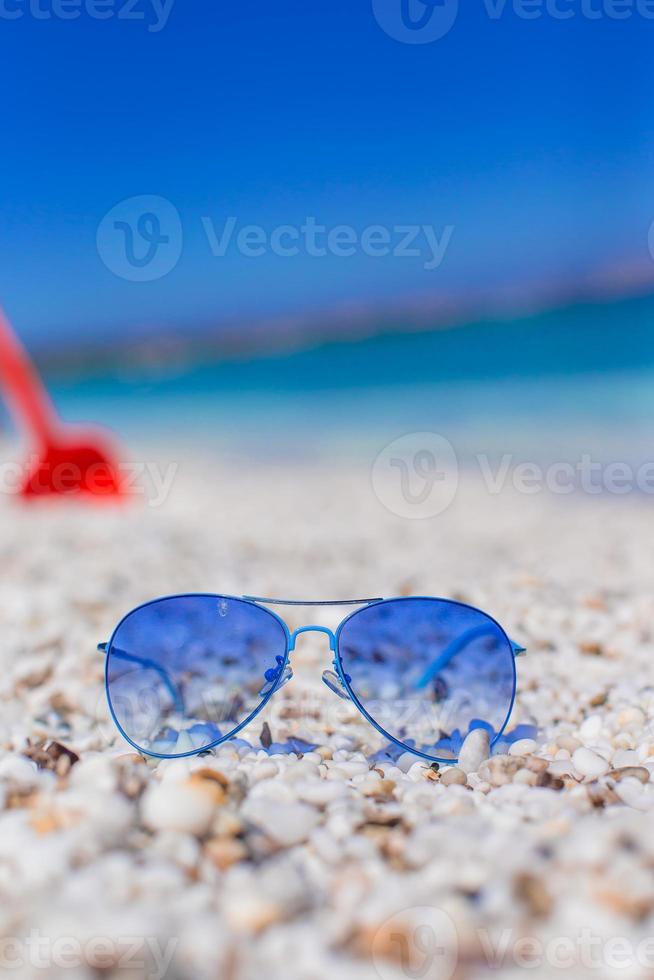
1 1 653 346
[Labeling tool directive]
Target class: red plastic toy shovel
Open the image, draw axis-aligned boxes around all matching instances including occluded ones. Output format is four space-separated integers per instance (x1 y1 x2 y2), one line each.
0 309 127 500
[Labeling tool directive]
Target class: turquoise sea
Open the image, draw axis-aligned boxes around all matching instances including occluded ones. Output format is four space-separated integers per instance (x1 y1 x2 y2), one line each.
44 292 654 463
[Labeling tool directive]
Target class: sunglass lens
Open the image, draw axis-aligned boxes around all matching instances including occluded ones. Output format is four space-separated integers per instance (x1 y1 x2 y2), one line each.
337 598 516 761
106 596 288 757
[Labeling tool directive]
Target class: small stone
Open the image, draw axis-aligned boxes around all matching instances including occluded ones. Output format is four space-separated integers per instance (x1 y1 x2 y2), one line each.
618 707 645 727
557 735 581 753
296 779 348 806
587 782 619 807
478 755 519 786
513 872 553 918
259 722 273 749
361 778 397 798
142 777 222 836
579 715 603 742
23 740 79 775
572 748 610 778
225 893 282 933
613 778 651 810
457 729 490 774
512 768 538 785
525 756 549 774
612 750 640 768
547 759 576 778
508 739 537 757
396 753 418 774
242 799 320 845
191 767 230 792
0 755 39 788
406 762 428 782
440 767 467 786
579 641 603 656
205 837 248 870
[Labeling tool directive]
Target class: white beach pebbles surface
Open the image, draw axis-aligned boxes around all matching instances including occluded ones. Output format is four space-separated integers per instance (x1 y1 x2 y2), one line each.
0 458 654 979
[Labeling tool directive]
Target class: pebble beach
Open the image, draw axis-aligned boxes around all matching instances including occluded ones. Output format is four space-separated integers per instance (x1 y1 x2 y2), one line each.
1 452 654 980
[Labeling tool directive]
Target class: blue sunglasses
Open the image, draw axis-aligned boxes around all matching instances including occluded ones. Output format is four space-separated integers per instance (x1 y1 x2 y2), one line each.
99 594 526 764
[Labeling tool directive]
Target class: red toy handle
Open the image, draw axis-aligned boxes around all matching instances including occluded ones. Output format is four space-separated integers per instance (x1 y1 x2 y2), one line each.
0 308 59 446
0 308 128 500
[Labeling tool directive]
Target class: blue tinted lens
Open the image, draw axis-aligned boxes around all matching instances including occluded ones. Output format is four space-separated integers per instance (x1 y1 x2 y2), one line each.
337 598 516 761
106 596 288 757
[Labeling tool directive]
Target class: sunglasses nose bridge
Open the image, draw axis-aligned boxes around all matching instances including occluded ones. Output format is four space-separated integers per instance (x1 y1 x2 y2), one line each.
288 625 337 652
287 626 352 702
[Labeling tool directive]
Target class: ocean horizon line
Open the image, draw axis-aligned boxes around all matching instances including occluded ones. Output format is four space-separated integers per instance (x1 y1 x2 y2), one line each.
31 274 654 381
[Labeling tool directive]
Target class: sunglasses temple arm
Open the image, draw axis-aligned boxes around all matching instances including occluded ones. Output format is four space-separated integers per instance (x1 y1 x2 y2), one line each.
415 626 527 689
98 643 184 714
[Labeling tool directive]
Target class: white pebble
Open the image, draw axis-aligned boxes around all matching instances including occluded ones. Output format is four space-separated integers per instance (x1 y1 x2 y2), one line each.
579 715 603 743
572 747 610 778
250 761 279 783
614 778 651 811
458 729 490 774
548 759 575 777
242 799 320 846
0 754 39 787
296 779 348 806
407 762 428 782
440 767 467 786
508 739 537 757
142 779 218 836
612 749 640 769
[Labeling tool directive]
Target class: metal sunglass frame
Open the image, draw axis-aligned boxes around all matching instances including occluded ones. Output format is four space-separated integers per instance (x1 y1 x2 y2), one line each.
100 594 526 762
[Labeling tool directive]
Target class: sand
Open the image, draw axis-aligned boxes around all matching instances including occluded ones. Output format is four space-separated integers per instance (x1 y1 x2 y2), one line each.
1 450 654 979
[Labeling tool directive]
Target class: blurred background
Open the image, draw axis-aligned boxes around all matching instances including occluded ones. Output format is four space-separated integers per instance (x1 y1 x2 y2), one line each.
1 0 653 467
